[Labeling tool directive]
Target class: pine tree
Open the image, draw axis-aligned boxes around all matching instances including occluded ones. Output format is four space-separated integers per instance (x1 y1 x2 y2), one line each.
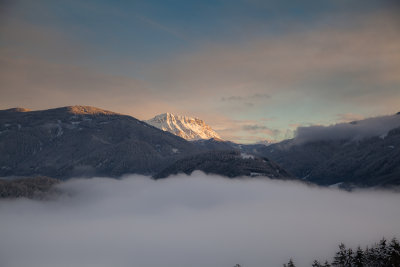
332 243 347 266
344 247 354 266
323 260 331 267
312 260 322 267
352 246 365 267
283 258 296 267
281 236 399 267
365 245 378 266
388 238 400 267
377 237 390 266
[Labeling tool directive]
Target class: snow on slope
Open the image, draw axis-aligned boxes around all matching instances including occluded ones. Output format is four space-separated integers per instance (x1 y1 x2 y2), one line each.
145 113 221 141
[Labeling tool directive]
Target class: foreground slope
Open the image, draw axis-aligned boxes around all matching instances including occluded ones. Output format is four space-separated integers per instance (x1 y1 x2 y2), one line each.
0 106 197 178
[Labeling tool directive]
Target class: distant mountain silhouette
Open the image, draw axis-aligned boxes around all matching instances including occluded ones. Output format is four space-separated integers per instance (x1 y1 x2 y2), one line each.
0 106 292 182
155 150 293 179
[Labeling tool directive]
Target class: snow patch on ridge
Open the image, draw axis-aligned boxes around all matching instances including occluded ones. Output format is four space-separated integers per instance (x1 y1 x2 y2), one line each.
240 153 255 159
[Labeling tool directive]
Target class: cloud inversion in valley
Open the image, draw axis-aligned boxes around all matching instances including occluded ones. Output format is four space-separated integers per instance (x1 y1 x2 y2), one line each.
0 173 399 267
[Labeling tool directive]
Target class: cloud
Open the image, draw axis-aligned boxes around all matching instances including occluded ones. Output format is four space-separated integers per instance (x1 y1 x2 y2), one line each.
251 93 271 99
0 54 175 119
243 124 270 131
0 173 399 267
210 117 280 143
135 15 187 41
336 113 365 123
0 7 88 63
221 96 244 102
221 93 270 102
294 113 400 144
242 124 280 136
144 10 400 116
220 93 271 110
1 3 399 144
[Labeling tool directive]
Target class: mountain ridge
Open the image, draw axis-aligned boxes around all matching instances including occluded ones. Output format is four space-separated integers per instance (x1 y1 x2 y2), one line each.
2 106 120 116
0 106 198 178
155 150 293 179
255 113 400 187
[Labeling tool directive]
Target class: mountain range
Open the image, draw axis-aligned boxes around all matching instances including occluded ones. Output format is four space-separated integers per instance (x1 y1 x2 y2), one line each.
155 112 400 187
0 106 289 183
1 105 400 191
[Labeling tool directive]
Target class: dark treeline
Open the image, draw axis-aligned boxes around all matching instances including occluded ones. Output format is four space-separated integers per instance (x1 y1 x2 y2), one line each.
283 237 400 267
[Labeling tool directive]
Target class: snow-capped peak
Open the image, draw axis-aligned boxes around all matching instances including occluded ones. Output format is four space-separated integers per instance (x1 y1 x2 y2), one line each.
145 113 221 141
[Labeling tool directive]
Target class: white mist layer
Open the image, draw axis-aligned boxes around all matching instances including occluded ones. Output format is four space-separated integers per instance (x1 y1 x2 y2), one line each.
0 172 399 267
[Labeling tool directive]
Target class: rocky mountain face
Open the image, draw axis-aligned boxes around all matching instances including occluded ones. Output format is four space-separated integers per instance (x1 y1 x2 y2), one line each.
145 113 221 141
0 106 199 178
155 150 293 179
257 116 400 187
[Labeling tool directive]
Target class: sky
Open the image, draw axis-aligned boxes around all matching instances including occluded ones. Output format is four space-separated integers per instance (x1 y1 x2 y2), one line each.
0 0 399 143
0 173 399 267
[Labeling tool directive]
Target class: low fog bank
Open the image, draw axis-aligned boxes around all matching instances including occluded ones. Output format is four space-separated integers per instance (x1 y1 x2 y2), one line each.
294 114 400 144
0 172 399 267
